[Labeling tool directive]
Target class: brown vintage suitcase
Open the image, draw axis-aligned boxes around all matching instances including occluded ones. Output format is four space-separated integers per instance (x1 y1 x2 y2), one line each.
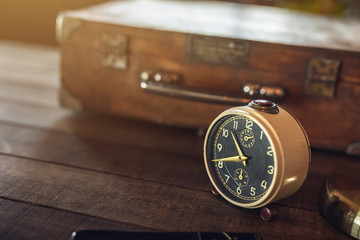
56 0 360 154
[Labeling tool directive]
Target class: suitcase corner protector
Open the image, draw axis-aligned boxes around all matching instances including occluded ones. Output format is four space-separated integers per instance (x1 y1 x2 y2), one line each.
56 13 83 45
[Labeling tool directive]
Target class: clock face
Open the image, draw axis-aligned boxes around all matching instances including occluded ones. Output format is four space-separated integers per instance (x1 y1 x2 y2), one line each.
205 114 275 205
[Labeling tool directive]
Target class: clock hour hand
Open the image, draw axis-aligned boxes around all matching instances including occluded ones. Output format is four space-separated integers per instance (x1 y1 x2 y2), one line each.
212 155 246 162
231 132 247 166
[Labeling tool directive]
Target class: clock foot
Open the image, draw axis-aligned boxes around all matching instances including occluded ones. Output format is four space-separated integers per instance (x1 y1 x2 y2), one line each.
211 186 219 195
260 206 276 222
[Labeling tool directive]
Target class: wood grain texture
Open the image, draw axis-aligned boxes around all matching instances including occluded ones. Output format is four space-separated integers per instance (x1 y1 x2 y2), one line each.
0 155 352 240
0 40 60 108
0 123 208 191
59 2 360 152
0 38 356 240
0 101 203 157
0 199 146 240
0 119 358 212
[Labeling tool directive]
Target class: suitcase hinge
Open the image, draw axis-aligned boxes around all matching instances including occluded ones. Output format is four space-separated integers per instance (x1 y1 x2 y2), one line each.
100 32 128 70
305 57 341 98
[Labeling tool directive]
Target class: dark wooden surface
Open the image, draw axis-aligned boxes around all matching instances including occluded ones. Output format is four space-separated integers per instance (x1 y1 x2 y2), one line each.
0 40 358 240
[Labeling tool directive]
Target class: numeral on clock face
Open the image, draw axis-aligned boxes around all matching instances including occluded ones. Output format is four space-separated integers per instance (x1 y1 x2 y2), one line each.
233 121 238 130
222 128 229 137
245 120 253 129
268 165 274 174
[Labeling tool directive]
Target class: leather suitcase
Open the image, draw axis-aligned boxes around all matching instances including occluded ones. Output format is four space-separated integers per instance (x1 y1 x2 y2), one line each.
56 0 360 155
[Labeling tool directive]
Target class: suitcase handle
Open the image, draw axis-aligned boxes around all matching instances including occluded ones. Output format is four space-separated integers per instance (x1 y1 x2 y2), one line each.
140 70 285 105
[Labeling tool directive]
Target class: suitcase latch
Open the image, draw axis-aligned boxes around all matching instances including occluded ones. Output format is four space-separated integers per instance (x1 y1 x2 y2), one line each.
305 57 341 98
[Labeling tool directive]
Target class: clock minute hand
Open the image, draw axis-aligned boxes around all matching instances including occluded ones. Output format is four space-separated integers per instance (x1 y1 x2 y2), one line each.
231 132 247 166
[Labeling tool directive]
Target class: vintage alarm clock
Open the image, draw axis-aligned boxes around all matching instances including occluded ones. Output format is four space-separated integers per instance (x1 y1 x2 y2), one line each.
204 100 311 209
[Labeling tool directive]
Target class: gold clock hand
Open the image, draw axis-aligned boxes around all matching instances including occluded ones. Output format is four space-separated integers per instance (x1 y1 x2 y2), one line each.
212 155 244 162
231 132 247 166
244 135 254 141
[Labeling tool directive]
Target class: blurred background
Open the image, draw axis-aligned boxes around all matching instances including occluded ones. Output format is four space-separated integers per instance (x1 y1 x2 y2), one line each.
0 0 359 46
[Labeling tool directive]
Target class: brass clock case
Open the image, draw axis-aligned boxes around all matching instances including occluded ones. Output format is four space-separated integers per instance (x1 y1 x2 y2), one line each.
203 101 311 209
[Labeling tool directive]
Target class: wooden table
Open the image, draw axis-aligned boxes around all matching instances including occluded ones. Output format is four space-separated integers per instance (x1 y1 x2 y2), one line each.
0 40 358 240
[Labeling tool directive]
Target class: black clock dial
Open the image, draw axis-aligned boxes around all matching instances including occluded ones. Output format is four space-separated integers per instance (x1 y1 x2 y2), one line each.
205 114 275 204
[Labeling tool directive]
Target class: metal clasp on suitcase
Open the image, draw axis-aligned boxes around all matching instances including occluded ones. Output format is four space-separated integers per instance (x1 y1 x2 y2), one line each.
140 70 285 105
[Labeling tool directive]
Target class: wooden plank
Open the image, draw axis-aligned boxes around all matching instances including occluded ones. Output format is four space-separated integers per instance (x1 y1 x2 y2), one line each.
0 123 208 191
0 82 60 108
0 199 345 240
0 155 350 240
0 40 59 89
0 40 60 108
0 101 204 157
0 60 59 89
0 198 146 240
0 40 59 67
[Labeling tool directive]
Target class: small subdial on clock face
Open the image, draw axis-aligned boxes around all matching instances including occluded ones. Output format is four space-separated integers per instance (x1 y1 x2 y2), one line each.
240 128 255 148
234 168 249 187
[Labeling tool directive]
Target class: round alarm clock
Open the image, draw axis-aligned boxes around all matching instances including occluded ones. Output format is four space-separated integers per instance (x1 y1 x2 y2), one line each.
203 100 311 209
